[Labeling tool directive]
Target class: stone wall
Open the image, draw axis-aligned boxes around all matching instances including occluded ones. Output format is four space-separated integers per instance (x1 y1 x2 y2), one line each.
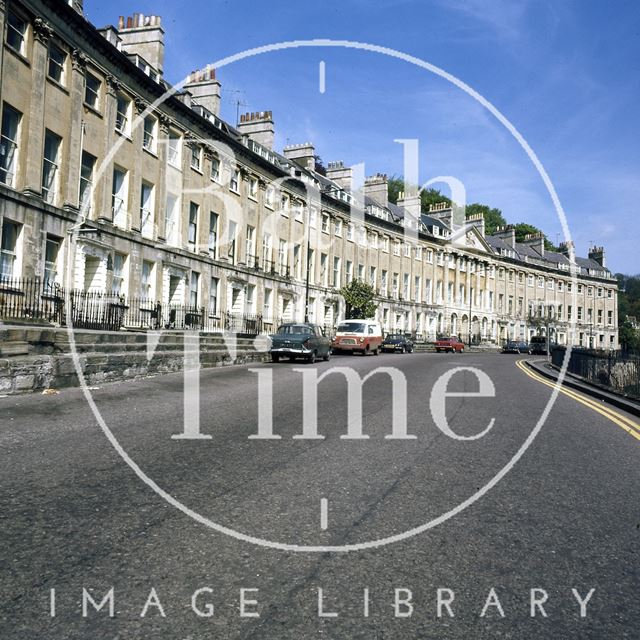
0 325 268 394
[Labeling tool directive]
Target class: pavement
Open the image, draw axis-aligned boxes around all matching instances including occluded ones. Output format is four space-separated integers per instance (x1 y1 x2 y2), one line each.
1 352 639 639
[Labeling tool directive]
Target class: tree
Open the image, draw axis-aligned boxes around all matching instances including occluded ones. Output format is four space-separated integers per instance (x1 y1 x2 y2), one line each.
339 279 378 319
619 319 640 352
387 177 451 213
464 203 506 235
512 222 558 252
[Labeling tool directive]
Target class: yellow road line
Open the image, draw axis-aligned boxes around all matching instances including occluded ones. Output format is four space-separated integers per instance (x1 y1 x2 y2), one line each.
516 359 640 442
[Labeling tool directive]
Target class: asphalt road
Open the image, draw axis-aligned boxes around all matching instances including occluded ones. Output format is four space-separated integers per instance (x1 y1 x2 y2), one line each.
1 352 639 639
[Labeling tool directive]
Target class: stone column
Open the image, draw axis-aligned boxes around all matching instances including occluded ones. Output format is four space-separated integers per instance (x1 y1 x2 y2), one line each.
23 17 53 196
156 115 170 241
98 75 121 223
63 49 87 211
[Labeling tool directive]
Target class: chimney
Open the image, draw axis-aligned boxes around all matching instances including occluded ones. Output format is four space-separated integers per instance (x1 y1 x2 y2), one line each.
118 14 165 75
326 161 353 190
397 191 421 224
237 111 275 150
521 231 545 257
466 212 485 237
492 225 516 249
558 240 575 259
283 142 315 171
70 0 84 14
185 67 222 116
364 174 388 209
588 245 606 268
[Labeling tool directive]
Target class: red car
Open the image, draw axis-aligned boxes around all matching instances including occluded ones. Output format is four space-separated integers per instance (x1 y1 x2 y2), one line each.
434 336 465 353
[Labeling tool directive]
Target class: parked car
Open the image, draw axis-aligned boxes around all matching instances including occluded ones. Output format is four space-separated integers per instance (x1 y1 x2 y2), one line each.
502 341 531 354
332 319 383 355
434 336 465 353
530 335 549 355
269 323 332 363
381 334 414 353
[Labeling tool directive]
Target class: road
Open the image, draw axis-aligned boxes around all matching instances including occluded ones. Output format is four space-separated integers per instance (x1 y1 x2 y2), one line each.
1 352 639 639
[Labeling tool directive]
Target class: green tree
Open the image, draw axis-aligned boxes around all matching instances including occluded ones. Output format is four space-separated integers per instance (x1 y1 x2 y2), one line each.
464 203 506 235
619 319 640 351
512 222 558 252
387 177 451 213
339 279 378 319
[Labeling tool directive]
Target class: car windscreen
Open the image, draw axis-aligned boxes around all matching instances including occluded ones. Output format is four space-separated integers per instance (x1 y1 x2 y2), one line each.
385 335 403 341
337 323 366 333
277 325 311 335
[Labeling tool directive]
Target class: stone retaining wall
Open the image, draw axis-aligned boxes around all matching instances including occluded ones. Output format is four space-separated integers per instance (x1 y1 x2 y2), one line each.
0 325 269 394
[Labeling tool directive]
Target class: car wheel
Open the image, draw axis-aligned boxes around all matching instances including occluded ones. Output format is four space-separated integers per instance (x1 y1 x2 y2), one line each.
459 347 464 353
373 347 379 356
323 350 331 362
271 354 280 363
307 351 317 364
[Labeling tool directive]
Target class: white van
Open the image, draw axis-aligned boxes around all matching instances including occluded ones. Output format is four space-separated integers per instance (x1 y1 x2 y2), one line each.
331 319 383 355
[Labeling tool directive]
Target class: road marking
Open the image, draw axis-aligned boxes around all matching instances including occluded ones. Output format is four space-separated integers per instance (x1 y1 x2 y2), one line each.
319 61 326 94
516 359 640 442
320 498 328 530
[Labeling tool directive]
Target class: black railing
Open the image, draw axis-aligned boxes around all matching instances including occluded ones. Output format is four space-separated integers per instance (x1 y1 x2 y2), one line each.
0 277 65 324
552 346 640 399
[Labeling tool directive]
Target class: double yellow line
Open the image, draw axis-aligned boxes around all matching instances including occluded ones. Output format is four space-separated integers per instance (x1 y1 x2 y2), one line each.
516 359 640 442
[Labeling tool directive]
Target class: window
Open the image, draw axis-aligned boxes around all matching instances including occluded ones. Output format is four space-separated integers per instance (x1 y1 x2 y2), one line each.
209 277 219 316
278 239 288 276
245 226 256 264
322 214 330 233
382 237 389 253
346 260 353 283
228 221 237 264
115 93 131 135
79 151 96 215
607 289 613 299
597 309 603 325
415 246 422 261
558 281 564 292
167 130 181 167
249 177 258 199
293 244 301 279
414 276 421 303
538 276 544 289
320 253 328 286
426 249 434 263
84 72 101 110
393 240 401 256
7 11 27 55
190 145 202 172
143 116 157 152
111 167 128 228
189 271 199 307
42 130 61 204
188 202 199 246
0 221 20 278
578 284 583 294
358 227 366 246
381 270 388 295
264 288 273 320
369 266 376 289
262 233 272 268
230 168 240 192
607 310 613 325
111 253 127 295
165 194 179 246
333 257 341 288
404 244 411 258
392 273 399 298
211 157 220 182
48 43 66 84
141 261 155 300
209 212 219 258
334 219 342 237
597 287 603 298
246 284 255 313
370 233 378 250
280 193 290 215
347 223 354 241
44 236 61 285
548 278 554 290
265 185 275 208
1 104 22 187
293 201 303 222
140 182 155 238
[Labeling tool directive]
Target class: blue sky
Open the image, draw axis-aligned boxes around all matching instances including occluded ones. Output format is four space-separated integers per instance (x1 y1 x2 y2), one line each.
84 0 639 274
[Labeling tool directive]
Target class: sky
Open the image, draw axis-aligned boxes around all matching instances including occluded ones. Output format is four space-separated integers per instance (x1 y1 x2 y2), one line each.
84 0 640 274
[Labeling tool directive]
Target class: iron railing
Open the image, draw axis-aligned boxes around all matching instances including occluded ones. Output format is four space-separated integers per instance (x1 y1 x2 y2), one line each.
552 346 640 399
0 277 274 336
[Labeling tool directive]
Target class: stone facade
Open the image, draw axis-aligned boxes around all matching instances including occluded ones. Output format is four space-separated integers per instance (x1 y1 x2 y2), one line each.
0 0 619 348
